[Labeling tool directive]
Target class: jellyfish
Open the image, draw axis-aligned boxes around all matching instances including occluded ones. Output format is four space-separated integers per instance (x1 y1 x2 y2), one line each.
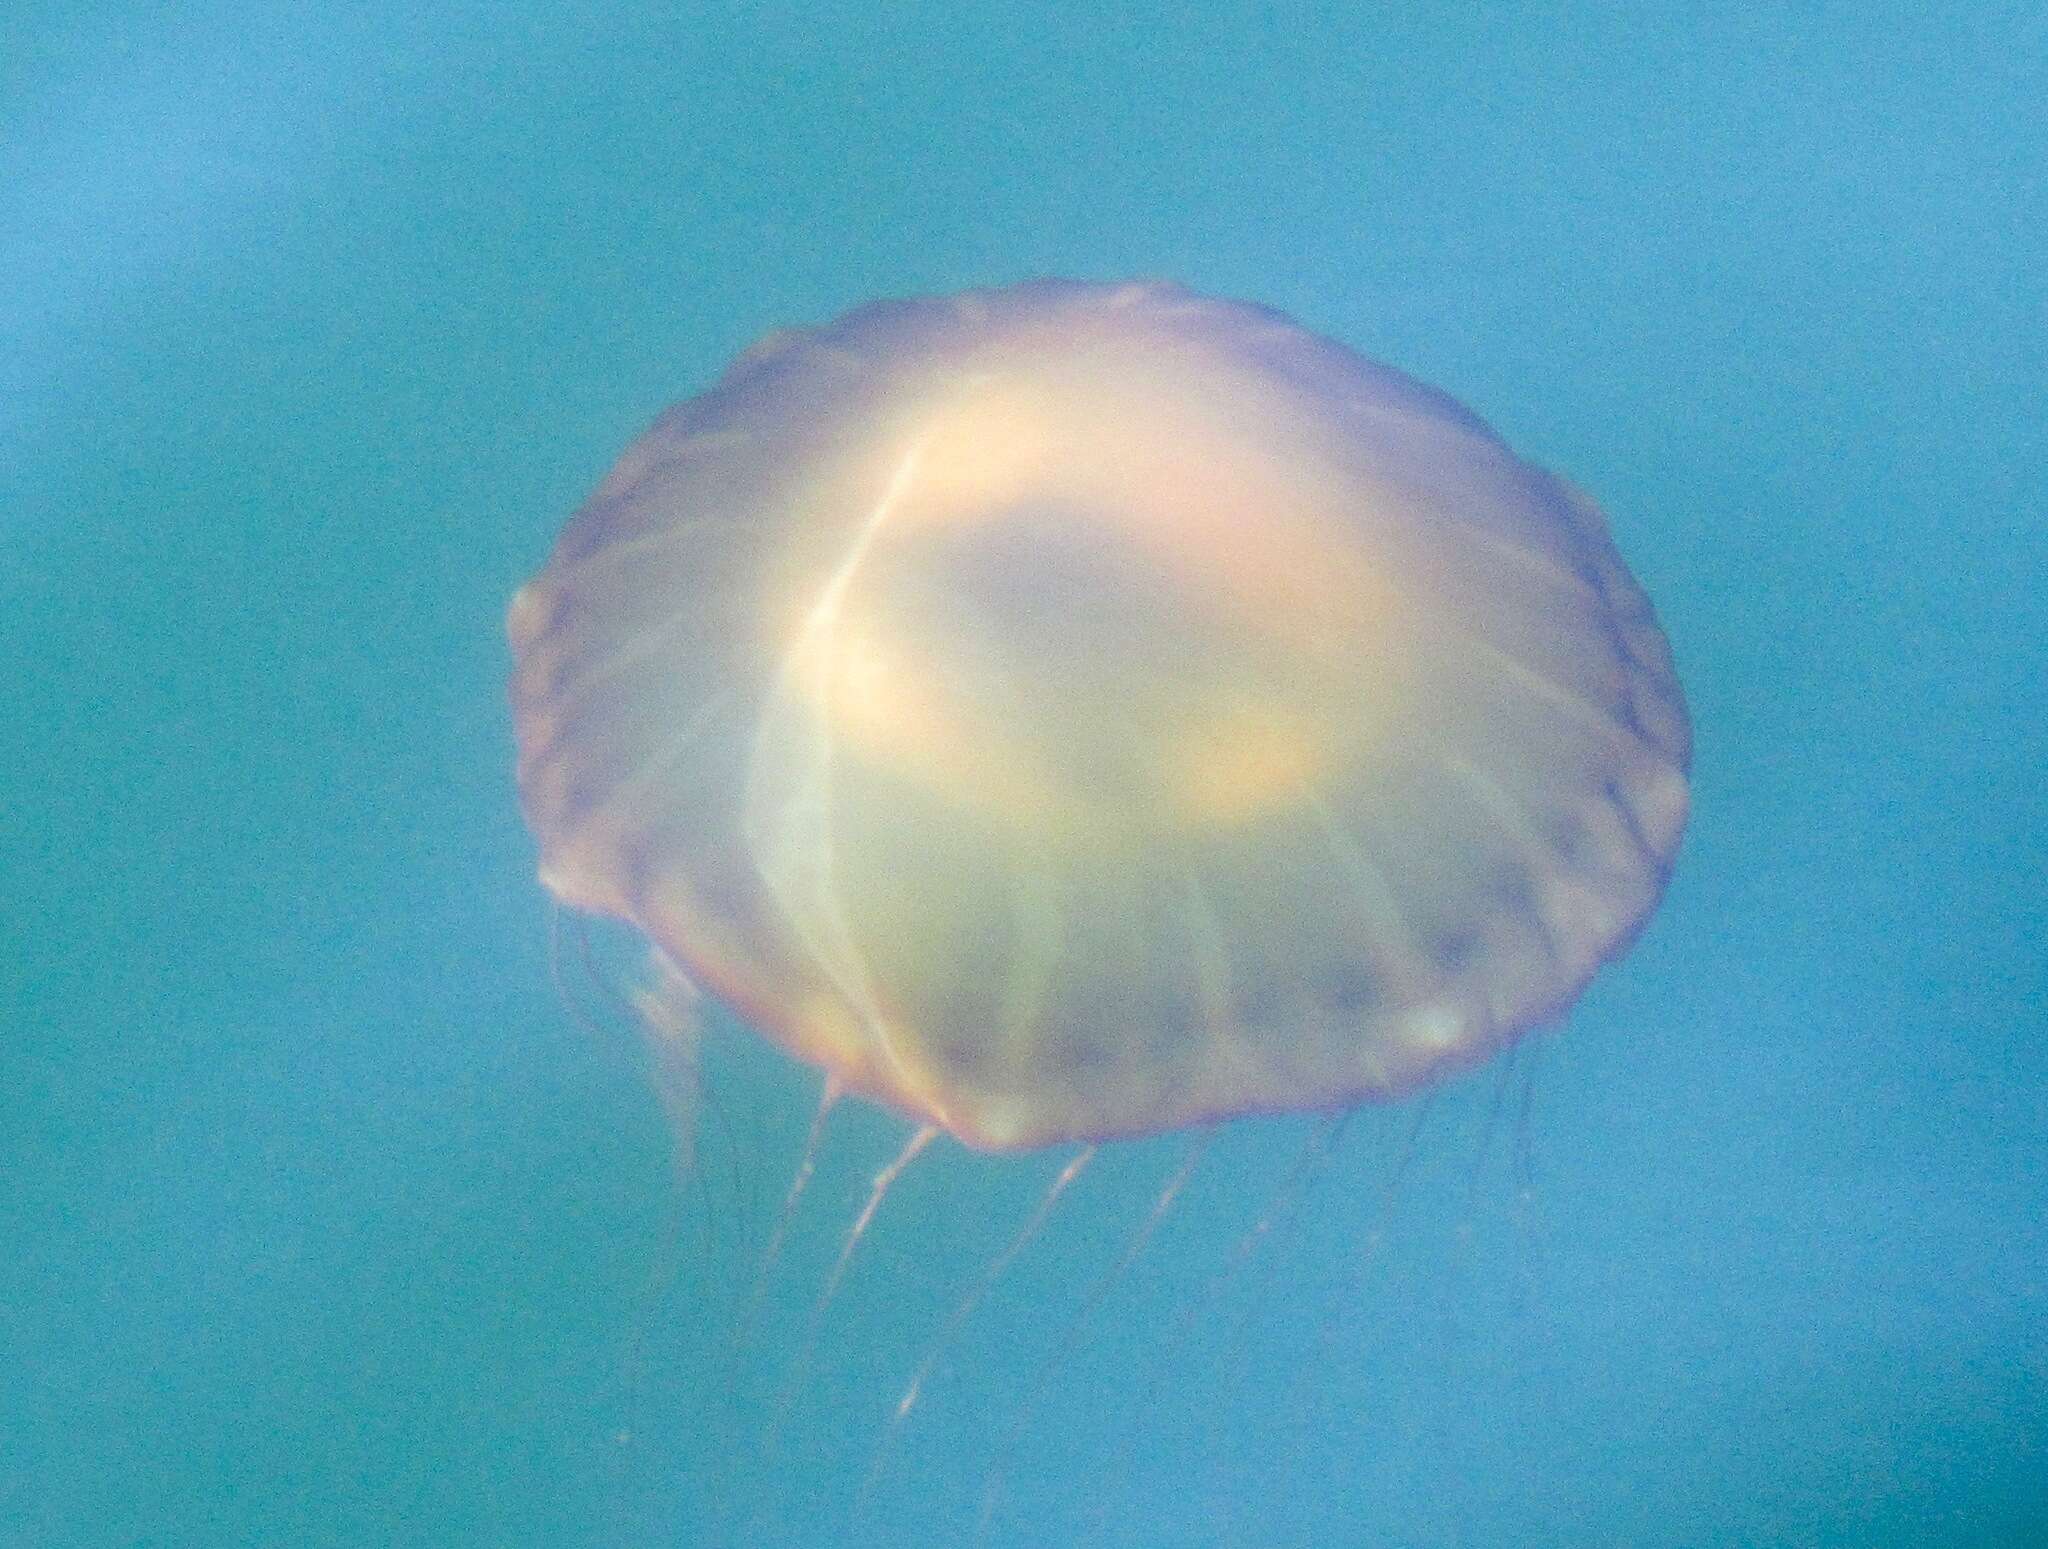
504 278 1691 1525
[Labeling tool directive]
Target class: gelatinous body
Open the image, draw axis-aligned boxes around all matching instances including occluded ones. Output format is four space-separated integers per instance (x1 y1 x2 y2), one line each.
508 280 1690 1150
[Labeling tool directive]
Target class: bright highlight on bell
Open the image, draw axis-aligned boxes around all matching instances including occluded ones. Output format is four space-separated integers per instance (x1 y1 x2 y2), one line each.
508 279 1691 1152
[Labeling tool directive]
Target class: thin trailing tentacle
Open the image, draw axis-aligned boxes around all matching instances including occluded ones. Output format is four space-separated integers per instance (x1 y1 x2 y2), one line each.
857 1145 1098 1516
974 1130 1215 1546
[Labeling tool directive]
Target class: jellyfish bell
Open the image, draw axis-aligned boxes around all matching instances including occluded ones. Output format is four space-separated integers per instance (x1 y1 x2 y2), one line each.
508 278 1690 1158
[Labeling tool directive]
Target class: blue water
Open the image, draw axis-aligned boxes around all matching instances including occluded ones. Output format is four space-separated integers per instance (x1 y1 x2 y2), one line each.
5 2 2043 1545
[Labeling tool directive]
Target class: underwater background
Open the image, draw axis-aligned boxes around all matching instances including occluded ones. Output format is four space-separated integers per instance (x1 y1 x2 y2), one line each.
5 2 2043 1545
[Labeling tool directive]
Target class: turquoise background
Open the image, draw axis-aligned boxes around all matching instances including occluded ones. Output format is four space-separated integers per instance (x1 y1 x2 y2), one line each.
5 2 2043 1545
